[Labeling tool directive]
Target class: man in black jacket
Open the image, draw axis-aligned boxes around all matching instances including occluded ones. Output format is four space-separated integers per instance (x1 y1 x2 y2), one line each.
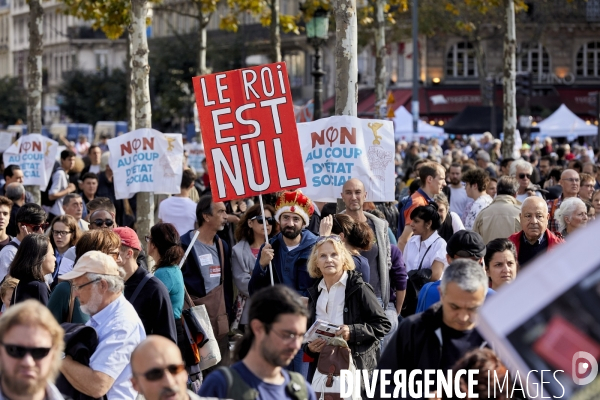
375 259 488 399
115 227 177 343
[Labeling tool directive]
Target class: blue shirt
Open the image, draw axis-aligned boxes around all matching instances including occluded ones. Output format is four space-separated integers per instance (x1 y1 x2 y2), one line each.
352 254 370 283
199 361 317 400
415 281 496 314
87 295 146 399
154 266 185 319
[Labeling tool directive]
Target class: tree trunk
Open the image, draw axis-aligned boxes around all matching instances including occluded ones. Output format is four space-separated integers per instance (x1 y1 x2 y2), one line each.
127 27 135 131
198 16 208 75
270 0 281 63
334 0 358 116
27 0 43 133
502 0 516 159
373 0 386 119
474 39 492 107
131 0 154 246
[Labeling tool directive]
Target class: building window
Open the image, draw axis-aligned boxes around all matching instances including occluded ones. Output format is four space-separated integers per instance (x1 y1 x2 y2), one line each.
95 51 108 70
517 42 550 79
576 42 600 77
446 42 478 78
588 0 600 22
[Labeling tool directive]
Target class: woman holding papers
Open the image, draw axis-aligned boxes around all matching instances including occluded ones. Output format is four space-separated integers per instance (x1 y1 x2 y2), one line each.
303 235 391 381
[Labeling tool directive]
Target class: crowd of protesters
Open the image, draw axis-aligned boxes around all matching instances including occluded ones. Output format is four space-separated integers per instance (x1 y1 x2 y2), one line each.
0 131 596 399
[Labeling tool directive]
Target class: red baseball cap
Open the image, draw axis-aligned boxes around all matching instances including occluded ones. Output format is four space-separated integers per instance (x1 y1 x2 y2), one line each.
113 227 142 251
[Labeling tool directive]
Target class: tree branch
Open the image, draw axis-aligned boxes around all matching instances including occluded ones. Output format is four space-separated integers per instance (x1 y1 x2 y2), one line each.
153 4 201 20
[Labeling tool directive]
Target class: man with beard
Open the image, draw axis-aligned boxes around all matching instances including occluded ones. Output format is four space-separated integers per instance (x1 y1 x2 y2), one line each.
199 285 316 400
249 190 318 376
180 195 233 371
131 336 207 400
0 300 65 400
447 163 470 222
59 251 146 399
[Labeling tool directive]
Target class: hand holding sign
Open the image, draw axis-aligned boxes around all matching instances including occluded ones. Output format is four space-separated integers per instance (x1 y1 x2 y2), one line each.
259 243 275 269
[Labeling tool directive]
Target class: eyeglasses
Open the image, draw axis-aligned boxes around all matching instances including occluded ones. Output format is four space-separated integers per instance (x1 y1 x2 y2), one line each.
269 327 305 344
562 178 580 183
145 236 152 243
52 230 72 237
23 222 49 232
1 344 51 360
137 364 186 381
109 250 120 261
92 219 114 228
518 173 532 179
250 216 275 225
316 235 343 244
72 278 101 292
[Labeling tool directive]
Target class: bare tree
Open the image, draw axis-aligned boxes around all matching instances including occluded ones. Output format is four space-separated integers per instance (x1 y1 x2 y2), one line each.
27 0 43 134
502 0 516 158
335 0 358 116
374 0 386 118
131 0 155 242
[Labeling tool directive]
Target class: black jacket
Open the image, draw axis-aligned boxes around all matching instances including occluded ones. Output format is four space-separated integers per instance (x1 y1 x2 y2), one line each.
375 303 487 399
303 270 391 381
124 267 177 343
180 232 234 320
11 280 50 306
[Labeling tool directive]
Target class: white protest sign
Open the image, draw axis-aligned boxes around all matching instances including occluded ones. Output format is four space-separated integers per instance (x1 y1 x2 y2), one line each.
184 141 205 173
0 131 17 153
297 116 395 202
107 129 184 200
2 134 58 191
477 220 600 398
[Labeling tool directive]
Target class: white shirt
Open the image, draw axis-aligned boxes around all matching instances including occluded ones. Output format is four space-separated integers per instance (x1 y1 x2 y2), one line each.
87 295 146 400
88 164 101 174
0 238 20 282
516 191 542 203
316 271 348 326
450 212 465 233
404 231 448 273
48 169 68 217
464 194 493 231
158 196 198 236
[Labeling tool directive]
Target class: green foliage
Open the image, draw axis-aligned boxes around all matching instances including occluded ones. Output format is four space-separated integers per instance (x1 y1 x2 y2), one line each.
0 77 27 128
60 0 132 39
58 68 127 123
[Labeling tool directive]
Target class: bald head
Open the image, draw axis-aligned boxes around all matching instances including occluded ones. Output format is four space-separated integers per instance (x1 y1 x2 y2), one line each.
520 196 549 241
341 178 367 212
560 169 580 198
131 335 182 370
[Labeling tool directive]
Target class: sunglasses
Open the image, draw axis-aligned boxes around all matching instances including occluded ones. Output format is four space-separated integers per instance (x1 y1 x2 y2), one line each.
251 216 275 225
1 343 51 360
23 222 49 232
316 235 343 244
92 219 114 227
138 364 186 381
518 173 532 179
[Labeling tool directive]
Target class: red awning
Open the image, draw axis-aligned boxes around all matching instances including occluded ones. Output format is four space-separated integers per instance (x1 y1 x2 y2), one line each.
555 88 600 115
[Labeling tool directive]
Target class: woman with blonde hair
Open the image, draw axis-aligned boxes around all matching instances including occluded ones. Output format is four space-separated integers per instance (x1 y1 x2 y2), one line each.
303 236 391 382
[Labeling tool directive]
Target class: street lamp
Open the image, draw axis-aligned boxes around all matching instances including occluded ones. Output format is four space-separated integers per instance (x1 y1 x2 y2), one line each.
306 8 329 120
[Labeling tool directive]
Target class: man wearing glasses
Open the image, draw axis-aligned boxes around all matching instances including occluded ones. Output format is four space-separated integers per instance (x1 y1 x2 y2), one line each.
547 169 580 235
0 203 47 282
60 251 146 399
0 300 66 400
131 335 207 400
199 285 316 400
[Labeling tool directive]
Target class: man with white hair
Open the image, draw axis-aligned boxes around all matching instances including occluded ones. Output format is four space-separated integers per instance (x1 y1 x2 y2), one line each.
59 251 146 399
508 197 563 268
510 159 542 202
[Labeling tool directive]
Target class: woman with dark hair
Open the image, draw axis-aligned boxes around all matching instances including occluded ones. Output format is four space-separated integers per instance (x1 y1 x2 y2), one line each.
484 238 518 291
147 223 188 363
453 348 510 400
147 223 185 320
9 234 56 305
231 204 277 330
49 214 80 287
48 230 121 323
403 204 448 282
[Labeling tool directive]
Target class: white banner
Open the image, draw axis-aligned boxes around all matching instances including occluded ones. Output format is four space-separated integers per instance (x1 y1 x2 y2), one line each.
184 141 205 173
2 134 58 191
297 116 395 202
107 129 184 200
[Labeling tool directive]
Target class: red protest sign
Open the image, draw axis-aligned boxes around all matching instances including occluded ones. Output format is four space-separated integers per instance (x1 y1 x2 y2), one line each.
192 62 306 202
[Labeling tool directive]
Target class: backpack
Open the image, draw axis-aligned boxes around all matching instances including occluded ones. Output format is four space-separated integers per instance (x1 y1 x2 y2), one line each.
311 342 361 400
41 165 64 207
217 366 309 400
